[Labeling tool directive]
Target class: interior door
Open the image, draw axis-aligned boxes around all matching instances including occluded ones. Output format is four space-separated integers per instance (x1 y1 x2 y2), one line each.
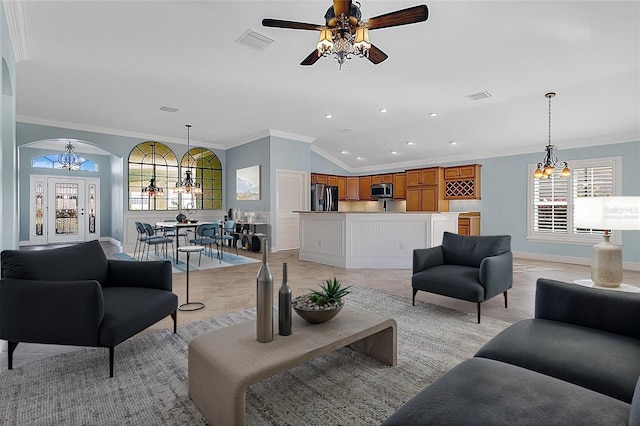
275 170 307 251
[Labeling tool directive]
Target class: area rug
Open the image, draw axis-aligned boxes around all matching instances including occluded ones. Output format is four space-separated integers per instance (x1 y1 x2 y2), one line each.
0 286 510 425
114 250 258 273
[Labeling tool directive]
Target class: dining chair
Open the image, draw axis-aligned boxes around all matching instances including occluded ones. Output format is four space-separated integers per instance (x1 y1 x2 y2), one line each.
188 223 220 265
142 223 174 261
216 220 237 257
162 219 189 246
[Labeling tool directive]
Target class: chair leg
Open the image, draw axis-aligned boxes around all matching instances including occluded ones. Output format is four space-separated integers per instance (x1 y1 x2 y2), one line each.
412 288 418 306
8 341 18 370
171 310 177 333
504 291 508 308
109 346 114 378
477 303 481 324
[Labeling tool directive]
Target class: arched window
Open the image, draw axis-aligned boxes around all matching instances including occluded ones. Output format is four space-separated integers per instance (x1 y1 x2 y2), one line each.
32 154 98 172
128 142 179 211
179 147 223 210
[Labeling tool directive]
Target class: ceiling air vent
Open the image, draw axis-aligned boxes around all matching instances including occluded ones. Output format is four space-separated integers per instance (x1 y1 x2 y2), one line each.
236 29 274 51
159 105 180 113
466 91 492 101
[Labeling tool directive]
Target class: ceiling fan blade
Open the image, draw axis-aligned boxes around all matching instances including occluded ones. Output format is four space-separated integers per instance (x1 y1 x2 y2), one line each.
262 18 322 31
301 50 322 66
367 45 388 64
333 0 352 18
366 5 429 30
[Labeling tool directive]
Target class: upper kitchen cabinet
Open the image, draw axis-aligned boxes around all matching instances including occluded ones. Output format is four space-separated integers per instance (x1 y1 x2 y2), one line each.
444 164 481 200
328 175 338 186
358 175 372 200
336 176 346 200
393 173 406 199
346 177 359 200
371 174 392 184
406 167 441 186
316 174 328 184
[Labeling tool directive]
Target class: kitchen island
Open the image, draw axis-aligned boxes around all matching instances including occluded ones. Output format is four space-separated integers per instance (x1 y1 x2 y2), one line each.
297 212 459 269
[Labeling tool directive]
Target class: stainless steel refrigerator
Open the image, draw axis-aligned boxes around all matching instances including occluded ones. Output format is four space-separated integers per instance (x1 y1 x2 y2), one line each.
311 184 338 211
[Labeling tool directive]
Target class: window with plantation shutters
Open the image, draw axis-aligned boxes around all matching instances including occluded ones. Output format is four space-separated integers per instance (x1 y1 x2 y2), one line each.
528 156 621 244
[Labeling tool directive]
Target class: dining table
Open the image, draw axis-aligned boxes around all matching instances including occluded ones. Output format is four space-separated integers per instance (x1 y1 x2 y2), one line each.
155 221 217 264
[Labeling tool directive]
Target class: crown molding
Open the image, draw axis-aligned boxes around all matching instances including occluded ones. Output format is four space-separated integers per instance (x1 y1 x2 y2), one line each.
225 128 315 150
3 0 29 63
310 145 354 173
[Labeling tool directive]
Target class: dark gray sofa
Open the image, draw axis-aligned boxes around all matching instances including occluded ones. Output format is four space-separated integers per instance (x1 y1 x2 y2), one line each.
0 240 178 377
384 278 640 425
412 232 513 323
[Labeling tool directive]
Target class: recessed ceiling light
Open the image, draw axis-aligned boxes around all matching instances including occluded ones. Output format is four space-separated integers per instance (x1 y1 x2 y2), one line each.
406 141 415 145
341 150 349 154
449 141 458 145
428 112 438 117
390 151 398 155
379 108 388 113
324 114 333 119
356 156 364 160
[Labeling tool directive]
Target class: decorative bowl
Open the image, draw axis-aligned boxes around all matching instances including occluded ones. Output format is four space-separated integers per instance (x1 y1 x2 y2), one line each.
292 295 344 324
189 219 199 223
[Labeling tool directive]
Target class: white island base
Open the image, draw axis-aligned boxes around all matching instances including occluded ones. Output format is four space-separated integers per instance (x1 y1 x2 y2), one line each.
298 212 459 269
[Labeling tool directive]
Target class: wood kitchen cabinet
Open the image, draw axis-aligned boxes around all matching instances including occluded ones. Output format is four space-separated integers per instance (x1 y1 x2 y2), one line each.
444 164 482 200
359 175 372 200
310 173 317 184
346 177 359 200
393 173 406 199
458 216 481 235
336 176 346 200
315 174 328 184
406 167 441 186
371 174 392 184
328 175 338 186
406 186 448 212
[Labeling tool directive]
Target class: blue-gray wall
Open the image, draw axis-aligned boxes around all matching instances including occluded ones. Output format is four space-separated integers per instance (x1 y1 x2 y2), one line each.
225 136 271 213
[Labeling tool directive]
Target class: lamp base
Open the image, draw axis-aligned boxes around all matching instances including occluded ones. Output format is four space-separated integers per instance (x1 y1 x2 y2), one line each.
591 234 623 288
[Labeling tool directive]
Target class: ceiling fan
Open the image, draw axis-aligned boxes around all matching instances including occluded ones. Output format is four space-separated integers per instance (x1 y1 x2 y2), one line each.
262 1 428 69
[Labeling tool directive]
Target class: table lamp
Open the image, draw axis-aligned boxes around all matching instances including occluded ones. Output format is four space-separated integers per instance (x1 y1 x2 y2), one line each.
574 196 640 287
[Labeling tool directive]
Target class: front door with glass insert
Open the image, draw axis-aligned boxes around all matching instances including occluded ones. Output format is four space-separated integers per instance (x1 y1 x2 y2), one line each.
29 176 100 244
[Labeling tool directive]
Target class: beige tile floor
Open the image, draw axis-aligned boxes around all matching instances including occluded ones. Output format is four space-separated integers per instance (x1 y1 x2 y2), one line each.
2 241 639 368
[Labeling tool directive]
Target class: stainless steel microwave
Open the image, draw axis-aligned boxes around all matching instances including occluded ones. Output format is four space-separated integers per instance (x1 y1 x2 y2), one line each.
371 183 393 199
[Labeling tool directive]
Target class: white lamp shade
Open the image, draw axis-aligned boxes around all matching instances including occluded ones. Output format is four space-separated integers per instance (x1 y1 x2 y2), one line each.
574 196 640 230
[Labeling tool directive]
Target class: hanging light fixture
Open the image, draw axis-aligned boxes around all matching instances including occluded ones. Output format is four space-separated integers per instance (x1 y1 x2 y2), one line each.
534 92 571 179
58 141 81 171
142 143 163 197
174 124 202 194
316 5 371 70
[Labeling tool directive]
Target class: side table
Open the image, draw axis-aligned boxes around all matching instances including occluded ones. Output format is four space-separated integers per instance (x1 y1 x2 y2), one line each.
573 279 640 293
178 246 206 311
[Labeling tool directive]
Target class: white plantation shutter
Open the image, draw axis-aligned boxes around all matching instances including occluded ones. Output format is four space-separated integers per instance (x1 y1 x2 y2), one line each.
573 164 615 235
533 172 568 233
528 157 620 243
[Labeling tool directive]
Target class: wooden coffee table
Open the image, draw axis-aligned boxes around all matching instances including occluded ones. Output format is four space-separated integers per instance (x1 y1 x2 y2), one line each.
188 306 397 425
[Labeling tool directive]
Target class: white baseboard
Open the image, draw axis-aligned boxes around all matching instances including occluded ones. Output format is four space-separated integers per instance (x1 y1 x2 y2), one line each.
513 251 640 271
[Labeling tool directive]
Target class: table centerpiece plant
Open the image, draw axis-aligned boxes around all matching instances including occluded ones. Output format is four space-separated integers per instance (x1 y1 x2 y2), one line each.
292 277 352 324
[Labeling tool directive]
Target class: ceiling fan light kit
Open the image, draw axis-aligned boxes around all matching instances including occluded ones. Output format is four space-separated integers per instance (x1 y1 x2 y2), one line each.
263 0 428 69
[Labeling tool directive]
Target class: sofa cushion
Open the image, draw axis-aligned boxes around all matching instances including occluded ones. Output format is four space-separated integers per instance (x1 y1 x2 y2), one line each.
1 240 108 286
99 287 178 347
382 358 630 426
441 232 511 268
475 319 640 403
412 264 484 302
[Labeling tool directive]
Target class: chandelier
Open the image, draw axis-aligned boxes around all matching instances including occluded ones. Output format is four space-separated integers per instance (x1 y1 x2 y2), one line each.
174 124 202 194
533 92 570 179
58 141 80 171
142 143 163 197
316 6 371 69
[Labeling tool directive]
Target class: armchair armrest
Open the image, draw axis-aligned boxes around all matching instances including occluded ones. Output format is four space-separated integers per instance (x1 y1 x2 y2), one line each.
0 278 104 345
535 278 640 340
413 247 444 274
479 251 513 299
106 260 172 291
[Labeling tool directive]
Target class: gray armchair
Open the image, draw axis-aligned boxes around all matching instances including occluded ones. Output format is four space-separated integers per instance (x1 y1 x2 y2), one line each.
0 240 178 377
412 232 512 323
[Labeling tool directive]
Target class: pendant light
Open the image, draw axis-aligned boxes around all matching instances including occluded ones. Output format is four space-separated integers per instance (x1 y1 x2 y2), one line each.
533 92 571 179
59 141 81 171
174 124 202 194
142 143 163 197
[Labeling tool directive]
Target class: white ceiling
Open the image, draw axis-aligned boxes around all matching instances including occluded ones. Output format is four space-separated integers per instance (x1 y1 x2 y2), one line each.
12 1 640 172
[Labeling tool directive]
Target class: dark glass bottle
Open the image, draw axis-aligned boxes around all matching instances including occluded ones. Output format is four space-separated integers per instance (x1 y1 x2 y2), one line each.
279 262 292 336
